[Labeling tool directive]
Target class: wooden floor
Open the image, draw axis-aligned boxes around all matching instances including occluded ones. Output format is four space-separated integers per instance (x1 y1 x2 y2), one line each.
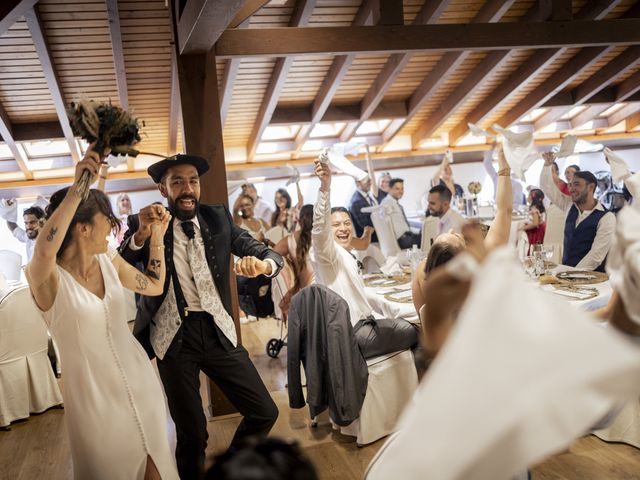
2 318 640 479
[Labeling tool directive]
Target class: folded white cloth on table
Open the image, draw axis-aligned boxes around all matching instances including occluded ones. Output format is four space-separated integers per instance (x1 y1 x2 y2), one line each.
607 204 640 326
379 256 402 276
556 135 577 158
0 198 17 222
604 147 632 183
366 247 640 480
321 143 368 181
492 124 537 181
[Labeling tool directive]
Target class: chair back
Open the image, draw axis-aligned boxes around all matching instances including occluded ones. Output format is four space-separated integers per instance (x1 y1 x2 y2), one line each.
543 204 565 263
420 217 439 254
364 205 400 257
0 286 48 364
0 250 22 281
354 244 386 274
264 226 287 245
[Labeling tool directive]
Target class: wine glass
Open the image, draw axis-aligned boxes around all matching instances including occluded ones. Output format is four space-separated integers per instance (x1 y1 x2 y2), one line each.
543 245 555 274
523 256 536 279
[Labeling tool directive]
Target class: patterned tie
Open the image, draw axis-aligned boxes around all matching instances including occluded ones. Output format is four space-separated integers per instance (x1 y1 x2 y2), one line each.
181 221 238 347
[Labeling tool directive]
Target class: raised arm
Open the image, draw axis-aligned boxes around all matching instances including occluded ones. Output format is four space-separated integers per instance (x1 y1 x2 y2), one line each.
26 149 102 311
112 209 170 296
484 144 513 250
482 145 498 186
540 152 572 211
295 181 304 210
365 145 379 198
431 156 446 187
312 160 338 265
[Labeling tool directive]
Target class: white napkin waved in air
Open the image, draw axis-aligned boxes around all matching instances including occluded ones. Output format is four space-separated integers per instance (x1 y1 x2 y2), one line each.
468 122 495 138
285 164 301 186
603 147 632 183
319 142 368 181
607 204 640 326
492 124 537 180
0 198 18 222
366 247 640 480
556 135 577 158
32 195 49 211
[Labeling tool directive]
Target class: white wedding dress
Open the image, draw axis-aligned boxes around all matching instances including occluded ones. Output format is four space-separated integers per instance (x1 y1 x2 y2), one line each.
40 250 178 479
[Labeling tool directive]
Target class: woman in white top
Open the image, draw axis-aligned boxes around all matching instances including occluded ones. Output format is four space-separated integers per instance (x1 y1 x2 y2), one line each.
233 194 270 243
25 147 177 480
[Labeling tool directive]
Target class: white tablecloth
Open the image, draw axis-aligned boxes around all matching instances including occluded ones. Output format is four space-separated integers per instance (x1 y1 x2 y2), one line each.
539 265 612 312
365 282 419 324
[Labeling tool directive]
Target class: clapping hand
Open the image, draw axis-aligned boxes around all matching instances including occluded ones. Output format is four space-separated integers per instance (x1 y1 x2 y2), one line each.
235 256 272 277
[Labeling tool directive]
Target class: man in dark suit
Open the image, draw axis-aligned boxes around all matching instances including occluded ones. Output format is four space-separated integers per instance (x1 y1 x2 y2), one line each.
348 176 378 242
119 154 283 479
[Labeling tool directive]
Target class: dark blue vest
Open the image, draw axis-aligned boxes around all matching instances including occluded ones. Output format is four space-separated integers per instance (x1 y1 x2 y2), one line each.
562 204 607 272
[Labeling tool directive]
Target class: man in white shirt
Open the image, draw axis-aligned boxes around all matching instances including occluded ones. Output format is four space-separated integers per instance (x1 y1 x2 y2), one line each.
311 160 418 359
427 185 466 237
380 178 421 249
5 206 45 261
242 183 273 225
539 152 615 272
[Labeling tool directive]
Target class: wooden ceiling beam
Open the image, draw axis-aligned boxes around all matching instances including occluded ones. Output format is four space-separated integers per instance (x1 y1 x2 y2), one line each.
290 0 376 159
0 103 33 180
372 0 404 26
338 0 449 143
106 0 127 111
24 7 82 164
534 45 640 131
220 17 251 126
615 69 640 101
168 48 180 156
246 0 317 161
215 18 640 58
626 111 640 131
177 0 246 55
271 101 407 125
446 0 625 145
0 0 38 35
496 46 615 129
228 0 269 28
607 102 640 127
570 105 609 129
380 0 516 146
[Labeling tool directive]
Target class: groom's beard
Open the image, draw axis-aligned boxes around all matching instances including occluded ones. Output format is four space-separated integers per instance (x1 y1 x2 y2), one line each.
168 194 200 221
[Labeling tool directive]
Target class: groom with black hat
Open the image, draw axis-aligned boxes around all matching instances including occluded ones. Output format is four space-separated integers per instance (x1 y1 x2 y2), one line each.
120 154 283 479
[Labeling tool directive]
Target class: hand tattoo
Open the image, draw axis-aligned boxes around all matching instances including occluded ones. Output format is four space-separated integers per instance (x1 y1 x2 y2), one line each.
135 273 149 291
46 227 58 242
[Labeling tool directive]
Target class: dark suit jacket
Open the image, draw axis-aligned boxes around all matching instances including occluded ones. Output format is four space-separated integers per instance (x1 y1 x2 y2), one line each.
348 190 374 238
119 204 284 358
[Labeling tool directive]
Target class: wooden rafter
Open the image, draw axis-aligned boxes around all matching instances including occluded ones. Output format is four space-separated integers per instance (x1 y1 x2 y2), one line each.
446 0 625 145
177 0 245 55
214 18 640 59
24 7 82 163
495 46 615 129
228 0 269 28
0 0 38 35
410 3 554 147
626 111 640 131
534 46 640 131
570 105 609 129
220 17 251 127
271 101 407 125
607 102 640 127
289 0 376 159
246 0 317 161
380 0 516 147
338 0 449 143
0 103 33 180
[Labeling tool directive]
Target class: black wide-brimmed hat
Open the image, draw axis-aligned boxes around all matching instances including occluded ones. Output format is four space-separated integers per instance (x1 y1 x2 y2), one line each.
147 154 209 183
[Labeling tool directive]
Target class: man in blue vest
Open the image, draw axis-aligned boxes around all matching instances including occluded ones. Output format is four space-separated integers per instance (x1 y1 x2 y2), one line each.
540 152 615 272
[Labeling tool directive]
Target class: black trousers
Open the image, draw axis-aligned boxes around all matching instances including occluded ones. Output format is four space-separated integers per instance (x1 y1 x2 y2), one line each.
157 312 278 479
397 231 422 249
353 317 419 359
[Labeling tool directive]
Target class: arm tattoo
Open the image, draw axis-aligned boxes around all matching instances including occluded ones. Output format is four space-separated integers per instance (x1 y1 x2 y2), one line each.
46 227 58 242
135 273 149 291
145 259 161 280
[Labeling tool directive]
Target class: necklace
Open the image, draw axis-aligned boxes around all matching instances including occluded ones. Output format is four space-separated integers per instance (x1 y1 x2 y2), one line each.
60 258 96 283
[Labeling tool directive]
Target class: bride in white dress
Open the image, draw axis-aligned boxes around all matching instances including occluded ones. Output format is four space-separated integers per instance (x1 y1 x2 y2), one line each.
26 147 178 480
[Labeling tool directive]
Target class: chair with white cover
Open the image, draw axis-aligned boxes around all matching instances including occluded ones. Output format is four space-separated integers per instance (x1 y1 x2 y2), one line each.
0 286 63 428
420 217 439 254
354 244 386 274
544 204 564 264
0 250 22 281
264 226 287 246
363 205 400 258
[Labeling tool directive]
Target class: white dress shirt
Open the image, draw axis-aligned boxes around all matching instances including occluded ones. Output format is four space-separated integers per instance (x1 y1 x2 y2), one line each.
254 197 274 225
357 189 378 206
540 165 616 270
12 226 35 261
380 195 410 240
437 208 466 236
130 217 276 310
310 190 375 325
